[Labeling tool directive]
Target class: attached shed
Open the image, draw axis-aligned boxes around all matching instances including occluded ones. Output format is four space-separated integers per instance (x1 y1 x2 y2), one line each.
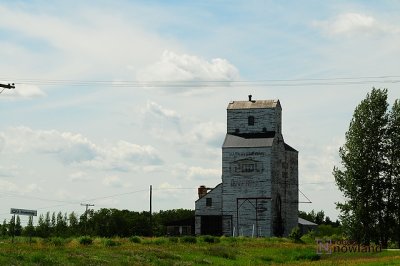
166 217 195 236
298 217 317 235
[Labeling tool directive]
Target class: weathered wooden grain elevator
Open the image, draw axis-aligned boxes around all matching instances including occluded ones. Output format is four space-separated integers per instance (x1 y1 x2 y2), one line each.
195 95 298 237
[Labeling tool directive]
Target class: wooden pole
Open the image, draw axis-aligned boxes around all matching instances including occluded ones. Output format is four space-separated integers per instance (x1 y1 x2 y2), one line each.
150 185 152 237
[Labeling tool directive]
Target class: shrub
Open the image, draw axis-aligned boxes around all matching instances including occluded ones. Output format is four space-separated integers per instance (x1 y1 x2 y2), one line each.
202 235 220 244
168 237 179 243
104 239 120 247
129 236 141 243
181 236 197 244
79 236 93 245
220 236 238 243
289 227 303 243
317 224 343 237
152 237 167 245
50 237 64 247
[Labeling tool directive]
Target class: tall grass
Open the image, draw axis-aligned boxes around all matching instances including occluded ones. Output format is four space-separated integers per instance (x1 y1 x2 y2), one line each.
0 236 398 265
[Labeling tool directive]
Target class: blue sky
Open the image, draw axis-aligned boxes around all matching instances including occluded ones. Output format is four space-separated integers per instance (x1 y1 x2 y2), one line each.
1 0 400 225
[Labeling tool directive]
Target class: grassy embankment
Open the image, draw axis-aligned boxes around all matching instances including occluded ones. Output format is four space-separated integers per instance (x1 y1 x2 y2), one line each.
0 236 399 265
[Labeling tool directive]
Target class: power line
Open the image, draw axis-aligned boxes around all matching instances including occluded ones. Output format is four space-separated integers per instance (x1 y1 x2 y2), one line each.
1 75 400 88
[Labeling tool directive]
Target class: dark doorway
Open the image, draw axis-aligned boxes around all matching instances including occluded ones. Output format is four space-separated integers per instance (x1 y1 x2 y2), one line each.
201 215 222 236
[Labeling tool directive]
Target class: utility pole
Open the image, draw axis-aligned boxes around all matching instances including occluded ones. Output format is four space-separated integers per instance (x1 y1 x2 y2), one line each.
81 203 94 235
0 83 15 94
149 185 152 237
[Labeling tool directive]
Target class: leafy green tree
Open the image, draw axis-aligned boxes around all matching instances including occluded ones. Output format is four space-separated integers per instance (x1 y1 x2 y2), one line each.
68 212 79 236
314 211 325 225
51 212 56 234
9 216 15 237
24 216 35 237
15 216 22 236
36 214 45 237
1 219 7 236
334 88 394 247
37 213 50 238
55 211 67 237
387 99 400 247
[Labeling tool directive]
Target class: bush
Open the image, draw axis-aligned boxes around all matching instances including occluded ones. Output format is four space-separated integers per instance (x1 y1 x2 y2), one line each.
104 239 120 247
220 236 238 243
317 224 343 237
50 237 64 247
181 236 197 244
151 237 167 245
289 227 303 243
129 236 141 243
79 236 93 245
202 235 220 244
168 237 179 243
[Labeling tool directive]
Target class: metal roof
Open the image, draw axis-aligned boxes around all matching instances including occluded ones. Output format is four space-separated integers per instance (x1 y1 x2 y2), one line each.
284 143 298 152
298 217 317 226
223 133 275 148
227 99 280 110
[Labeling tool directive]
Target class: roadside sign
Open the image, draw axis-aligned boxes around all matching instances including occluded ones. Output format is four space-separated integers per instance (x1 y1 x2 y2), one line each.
10 208 37 216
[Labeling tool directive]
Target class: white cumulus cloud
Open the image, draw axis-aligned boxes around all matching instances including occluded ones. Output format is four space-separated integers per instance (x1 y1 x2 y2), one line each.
136 50 240 93
313 12 400 37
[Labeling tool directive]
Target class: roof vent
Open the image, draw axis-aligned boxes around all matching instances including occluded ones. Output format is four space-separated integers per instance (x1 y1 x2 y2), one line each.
248 95 252 101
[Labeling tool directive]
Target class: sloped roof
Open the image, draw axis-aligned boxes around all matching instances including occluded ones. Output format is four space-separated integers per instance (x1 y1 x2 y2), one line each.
227 100 280 110
284 143 298 152
223 133 275 148
298 217 317 226
195 183 222 203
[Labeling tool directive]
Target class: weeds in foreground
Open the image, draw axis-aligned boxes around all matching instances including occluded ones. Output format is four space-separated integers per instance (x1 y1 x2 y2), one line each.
0 236 398 265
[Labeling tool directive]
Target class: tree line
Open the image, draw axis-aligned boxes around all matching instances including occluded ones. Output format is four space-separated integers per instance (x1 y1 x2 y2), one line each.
0 208 194 238
298 210 340 227
334 88 400 248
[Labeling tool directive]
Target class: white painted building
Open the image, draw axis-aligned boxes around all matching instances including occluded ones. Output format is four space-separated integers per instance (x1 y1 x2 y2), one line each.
195 95 298 237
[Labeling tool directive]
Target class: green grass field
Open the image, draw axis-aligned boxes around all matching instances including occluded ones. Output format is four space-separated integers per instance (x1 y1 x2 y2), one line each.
0 236 399 265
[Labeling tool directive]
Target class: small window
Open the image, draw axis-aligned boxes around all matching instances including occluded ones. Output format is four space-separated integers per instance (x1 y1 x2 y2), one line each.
248 116 255 126
206 198 212 207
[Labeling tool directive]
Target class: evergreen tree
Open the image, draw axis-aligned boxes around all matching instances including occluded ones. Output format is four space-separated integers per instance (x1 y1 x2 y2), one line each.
334 88 393 247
